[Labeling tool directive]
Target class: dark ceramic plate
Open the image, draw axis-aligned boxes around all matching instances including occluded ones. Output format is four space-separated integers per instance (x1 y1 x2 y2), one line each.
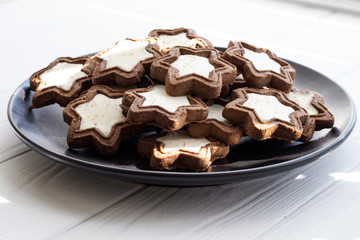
7 53 356 186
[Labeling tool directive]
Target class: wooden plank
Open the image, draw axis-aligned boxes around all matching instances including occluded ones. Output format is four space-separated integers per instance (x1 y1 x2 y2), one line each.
0 127 29 163
64 0 332 47
0 97 30 162
253 68 360 240
269 11 360 79
0 151 145 240
257 169 360 239
52 136 360 240
257 157 360 240
54 186 181 239
286 0 360 14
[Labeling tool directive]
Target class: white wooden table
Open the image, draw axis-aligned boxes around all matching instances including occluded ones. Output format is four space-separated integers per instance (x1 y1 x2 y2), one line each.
1 0 360 239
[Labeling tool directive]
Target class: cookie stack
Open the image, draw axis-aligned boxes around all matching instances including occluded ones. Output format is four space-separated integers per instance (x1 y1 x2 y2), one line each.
29 27 334 171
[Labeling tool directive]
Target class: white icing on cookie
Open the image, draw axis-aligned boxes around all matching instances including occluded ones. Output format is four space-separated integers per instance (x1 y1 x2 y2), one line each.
157 131 211 153
100 39 154 71
235 73 244 80
171 55 214 78
287 91 318 115
75 94 125 136
243 48 281 74
138 85 190 113
157 32 191 49
207 104 229 123
38 62 87 91
243 93 294 122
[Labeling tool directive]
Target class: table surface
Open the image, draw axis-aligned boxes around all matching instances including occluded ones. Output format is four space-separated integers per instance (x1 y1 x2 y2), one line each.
1 0 360 239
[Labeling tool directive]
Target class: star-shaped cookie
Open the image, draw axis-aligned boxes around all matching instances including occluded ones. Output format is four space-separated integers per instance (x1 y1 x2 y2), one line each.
148 27 213 54
150 46 237 99
63 85 143 155
83 38 162 87
223 88 308 141
187 99 244 144
137 130 229 171
223 41 296 93
286 89 334 141
121 84 208 131
30 56 92 108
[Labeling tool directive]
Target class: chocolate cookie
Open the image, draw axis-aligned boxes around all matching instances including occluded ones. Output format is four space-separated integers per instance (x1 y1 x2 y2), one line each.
137 130 229 171
150 46 237 99
148 27 213 54
63 85 143 155
287 89 334 141
187 100 244 144
83 38 162 87
223 88 308 141
223 41 295 93
121 84 208 131
30 56 91 108
218 73 248 104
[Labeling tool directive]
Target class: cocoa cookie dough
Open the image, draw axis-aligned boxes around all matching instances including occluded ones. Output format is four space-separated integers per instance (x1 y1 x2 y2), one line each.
121 84 208 131
63 85 143 155
223 41 295 93
137 130 229 171
83 38 162 87
30 56 91 108
287 89 334 141
187 100 244 144
150 46 237 99
148 27 213 54
223 88 308 141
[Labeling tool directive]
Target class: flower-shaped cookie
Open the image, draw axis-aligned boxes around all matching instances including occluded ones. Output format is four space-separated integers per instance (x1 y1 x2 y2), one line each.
223 41 296 93
83 38 162 87
223 88 308 141
148 27 213 54
150 46 237 99
187 99 244 144
121 84 208 131
137 130 229 171
286 89 334 141
30 57 92 108
63 85 143 155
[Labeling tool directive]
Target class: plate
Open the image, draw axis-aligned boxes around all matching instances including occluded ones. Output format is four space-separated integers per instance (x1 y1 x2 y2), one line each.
7 52 357 186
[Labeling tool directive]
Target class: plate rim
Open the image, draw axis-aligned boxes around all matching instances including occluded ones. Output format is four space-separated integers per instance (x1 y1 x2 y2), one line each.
7 57 357 186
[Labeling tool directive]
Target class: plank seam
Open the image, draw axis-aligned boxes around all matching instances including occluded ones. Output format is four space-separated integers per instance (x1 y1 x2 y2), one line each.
48 184 146 240
0 148 31 164
254 161 360 240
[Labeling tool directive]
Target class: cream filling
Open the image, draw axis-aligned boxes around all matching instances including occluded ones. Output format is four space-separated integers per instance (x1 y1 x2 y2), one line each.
243 48 281 74
235 73 244 80
171 55 214 78
75 94 125 136
243 93 294 122
287 91 318 115
38 62 87 91
207 104 229 123
100 39 154 71
157 131 211 153
185 38 207 48
157 32 191 49
138 85 190 113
